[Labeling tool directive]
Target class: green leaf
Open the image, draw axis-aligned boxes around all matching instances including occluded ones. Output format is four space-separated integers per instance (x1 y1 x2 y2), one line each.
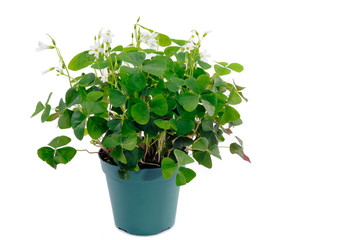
217 62 228 67
123 46 139 52
122 131 137 150
176 166 196 186
196 74 210 94
68 51 95 71
166 76 184 92
109 89 126 107
86 91 103 101
220 105 240 125
31 101 45 118
37 147 56 169
193 151 212 168
209 145 221 159
214 75 228 88
164 46 180 57
46 112 60 122
239 91 249 102
198 61 211 70
174 149 194 165
142 49 157 54
82 101 108 115
176 52 186 62
192 137 209 151
154 119 171 129
214 64 231 76
176 118 195 135
201 131 218 147
117 51 146 66
87 116 108 139
111 45 123 51
142 59 166 77
173 137 194 149
131 101 150 125
161 157 178 179
227 63 244 72
65 88 81 107
102 134 121 148
58 109 72 129
177 93 199 112
215 93 227 115
45 92 53 105
230 143 251 162
107 119 122 133
150 95 168 116
170 38 188 46
185 75 211 97
170 118 177 131
125 69 146 92
54 147 76 164
48 136 71 148
71 110 86 140
41 104 51 123
201 93 217 116
228 87 242 105
123 147 144 170
77 73 95 86
57 98 66 112
110 146 127 164
156 33 171 47
201 119 213 131
236 136 243 146
185 77 198 93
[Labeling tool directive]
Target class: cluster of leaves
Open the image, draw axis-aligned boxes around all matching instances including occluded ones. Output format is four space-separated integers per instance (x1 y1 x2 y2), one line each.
32 21 249 186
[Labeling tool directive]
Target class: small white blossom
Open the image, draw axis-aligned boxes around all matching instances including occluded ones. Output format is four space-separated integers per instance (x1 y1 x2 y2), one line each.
89 43 104 58
200 50 211 62
102 30 114 43
183 42 194 52
36 41 52 51
190 29 198 41
100 70 108 83
101 75 108 83
140 31 158 49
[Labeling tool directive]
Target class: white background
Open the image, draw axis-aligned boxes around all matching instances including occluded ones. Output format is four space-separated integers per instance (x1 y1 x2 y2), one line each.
1 0 361 239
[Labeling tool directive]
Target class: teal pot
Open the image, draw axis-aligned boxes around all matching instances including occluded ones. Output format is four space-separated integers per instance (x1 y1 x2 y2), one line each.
100 159 180 236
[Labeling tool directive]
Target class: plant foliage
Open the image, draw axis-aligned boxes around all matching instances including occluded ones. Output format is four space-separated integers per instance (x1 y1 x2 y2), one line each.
32 19 250 186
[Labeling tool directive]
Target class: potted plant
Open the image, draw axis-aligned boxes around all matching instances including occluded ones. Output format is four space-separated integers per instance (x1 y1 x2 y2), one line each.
32 18 250 235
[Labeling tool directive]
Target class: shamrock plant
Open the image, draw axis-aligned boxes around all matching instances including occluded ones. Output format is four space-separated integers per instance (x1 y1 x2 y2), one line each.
32 19 250 186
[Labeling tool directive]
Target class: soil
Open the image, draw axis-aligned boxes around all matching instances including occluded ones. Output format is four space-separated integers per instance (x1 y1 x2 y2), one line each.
99 149 160 169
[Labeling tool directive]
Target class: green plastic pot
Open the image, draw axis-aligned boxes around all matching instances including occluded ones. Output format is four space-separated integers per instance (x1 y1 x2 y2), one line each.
100 159 180 236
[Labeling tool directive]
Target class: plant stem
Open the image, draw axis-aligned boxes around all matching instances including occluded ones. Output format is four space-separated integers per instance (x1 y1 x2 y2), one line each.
77 149 101 154
55 47 72 88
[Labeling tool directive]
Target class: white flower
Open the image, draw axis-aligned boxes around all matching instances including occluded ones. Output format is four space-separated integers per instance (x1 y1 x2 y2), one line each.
89 43 104 58
36 41 52 51
100 70 108 83
190 29 198 41
183 42 194 52
200 50 211 62
140 31 158 49
101 75 108 83
102 30 114 43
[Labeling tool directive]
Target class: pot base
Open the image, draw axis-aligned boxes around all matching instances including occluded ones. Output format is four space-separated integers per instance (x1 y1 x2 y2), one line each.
118 226 172 236
101 159 180 236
